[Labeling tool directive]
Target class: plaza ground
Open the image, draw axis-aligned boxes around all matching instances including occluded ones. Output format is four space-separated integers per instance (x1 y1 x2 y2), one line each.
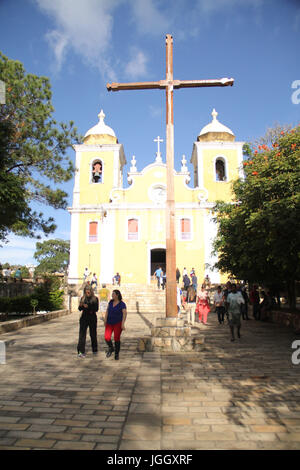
0 308 299 450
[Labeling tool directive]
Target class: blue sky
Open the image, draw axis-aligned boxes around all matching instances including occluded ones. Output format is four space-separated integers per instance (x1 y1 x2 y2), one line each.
0 0 299 266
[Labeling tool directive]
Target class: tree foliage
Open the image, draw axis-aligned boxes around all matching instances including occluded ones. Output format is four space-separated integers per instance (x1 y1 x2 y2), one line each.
212 124 300 308
34 239 70 274
0 51 82 242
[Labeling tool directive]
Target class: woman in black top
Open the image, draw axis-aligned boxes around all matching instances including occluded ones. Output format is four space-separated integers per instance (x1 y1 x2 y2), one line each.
77 286 99 357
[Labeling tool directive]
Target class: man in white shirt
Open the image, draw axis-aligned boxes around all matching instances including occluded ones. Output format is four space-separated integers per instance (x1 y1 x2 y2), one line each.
226 284 245 342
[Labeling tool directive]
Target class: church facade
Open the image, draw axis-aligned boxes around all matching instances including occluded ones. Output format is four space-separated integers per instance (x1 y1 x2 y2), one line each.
67 109 244 286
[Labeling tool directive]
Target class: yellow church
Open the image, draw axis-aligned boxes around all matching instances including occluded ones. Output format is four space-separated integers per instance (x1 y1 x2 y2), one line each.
67 108 244 286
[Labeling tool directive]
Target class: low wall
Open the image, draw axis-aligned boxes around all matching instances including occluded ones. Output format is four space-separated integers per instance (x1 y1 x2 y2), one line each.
0 309 71 335
0 281 34 298
263 309 300 333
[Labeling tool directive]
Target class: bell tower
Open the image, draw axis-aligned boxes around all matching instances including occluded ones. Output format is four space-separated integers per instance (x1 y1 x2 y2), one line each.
190 109 244 283
68 109 126 285
72 109 126 207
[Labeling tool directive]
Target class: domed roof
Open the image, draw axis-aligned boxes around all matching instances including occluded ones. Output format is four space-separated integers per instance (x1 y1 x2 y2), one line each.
198 109 235 142
84 109 117 144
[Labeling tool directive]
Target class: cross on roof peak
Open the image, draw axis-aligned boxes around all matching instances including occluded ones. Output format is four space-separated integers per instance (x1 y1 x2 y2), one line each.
154 135 163 163
98 109 105 122
212 108 218 121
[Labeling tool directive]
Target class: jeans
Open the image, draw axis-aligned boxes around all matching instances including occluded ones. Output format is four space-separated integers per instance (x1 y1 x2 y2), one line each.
77 313 98 354
186 303 196 325
216 306 225 324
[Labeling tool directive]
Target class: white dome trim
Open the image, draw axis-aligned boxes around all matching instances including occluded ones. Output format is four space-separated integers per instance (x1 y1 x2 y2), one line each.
84 109 116 138
199 109 234 137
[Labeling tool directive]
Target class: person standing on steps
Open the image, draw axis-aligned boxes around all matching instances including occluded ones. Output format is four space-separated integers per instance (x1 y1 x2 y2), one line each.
77 286 99 358
196 284 210 325
104 290 127 360
186 285 197 326
99 283 110 317
226 283 245 342
214 285 225 324
154 266 162 289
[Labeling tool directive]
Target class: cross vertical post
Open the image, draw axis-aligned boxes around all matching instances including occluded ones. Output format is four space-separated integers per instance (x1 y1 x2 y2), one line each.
165 34 177 317
107 34 234 319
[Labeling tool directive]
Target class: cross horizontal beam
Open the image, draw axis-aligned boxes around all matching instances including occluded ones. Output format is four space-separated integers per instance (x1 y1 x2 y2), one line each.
107 77 234 92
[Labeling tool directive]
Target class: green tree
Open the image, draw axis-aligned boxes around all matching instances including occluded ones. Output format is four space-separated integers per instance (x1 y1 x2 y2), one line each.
212 124 300 309
34 239 70 274
0 51 82 243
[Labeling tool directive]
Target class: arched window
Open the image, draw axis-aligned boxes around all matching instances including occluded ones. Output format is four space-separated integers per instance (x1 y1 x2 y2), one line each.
128 218 139 241
180 218 191 240
215 158 226 182
89 221 98 242
92 160 103 183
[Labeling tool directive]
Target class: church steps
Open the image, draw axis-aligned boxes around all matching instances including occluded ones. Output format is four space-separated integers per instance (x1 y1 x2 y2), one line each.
73 283 166 313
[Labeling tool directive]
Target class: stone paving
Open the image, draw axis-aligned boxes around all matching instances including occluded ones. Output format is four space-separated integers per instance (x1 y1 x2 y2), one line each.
0 308 300 450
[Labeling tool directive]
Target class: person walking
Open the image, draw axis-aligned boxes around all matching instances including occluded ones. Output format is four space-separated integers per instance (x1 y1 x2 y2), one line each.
77 286 99 357
196 284 210 325
99 283 110 316
83 267 90 282
223 281 232 323
104 290 127 360
154 266 162 289
214 285 225 324
91 273 98 292
250 285 260 320
191 273 198 292
183 273 190 290
226 283 245 342
176 268 181 284
186 285 197 326
241 285 250 320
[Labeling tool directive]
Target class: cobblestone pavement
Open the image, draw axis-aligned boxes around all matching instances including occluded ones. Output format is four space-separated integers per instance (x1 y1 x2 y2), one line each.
0 309 299 450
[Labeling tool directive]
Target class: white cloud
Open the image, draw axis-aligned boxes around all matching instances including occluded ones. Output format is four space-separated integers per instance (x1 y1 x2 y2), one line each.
124 48 148 79
35 0 123 79
129 0 170 35
0 235 39 266
45 29 69 74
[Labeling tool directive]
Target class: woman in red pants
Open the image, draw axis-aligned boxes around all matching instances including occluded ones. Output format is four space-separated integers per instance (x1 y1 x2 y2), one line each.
196 284 210 325
104 290 127 360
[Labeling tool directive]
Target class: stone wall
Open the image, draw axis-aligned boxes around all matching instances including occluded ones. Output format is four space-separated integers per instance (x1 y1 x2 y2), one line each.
264 309 300 333
0 282 34 298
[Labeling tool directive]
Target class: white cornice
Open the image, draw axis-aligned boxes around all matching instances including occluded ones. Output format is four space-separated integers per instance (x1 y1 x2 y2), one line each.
73 143 124 152
67 202 215 213
193 141 245 149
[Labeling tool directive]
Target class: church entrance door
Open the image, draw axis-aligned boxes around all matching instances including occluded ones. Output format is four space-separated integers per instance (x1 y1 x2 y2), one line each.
150 249 166 277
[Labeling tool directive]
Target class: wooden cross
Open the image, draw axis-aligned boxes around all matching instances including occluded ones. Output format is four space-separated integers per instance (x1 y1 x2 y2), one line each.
107 34 234 318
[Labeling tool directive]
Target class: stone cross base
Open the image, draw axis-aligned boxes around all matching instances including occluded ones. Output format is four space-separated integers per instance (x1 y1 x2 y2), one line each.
138 317 205 352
